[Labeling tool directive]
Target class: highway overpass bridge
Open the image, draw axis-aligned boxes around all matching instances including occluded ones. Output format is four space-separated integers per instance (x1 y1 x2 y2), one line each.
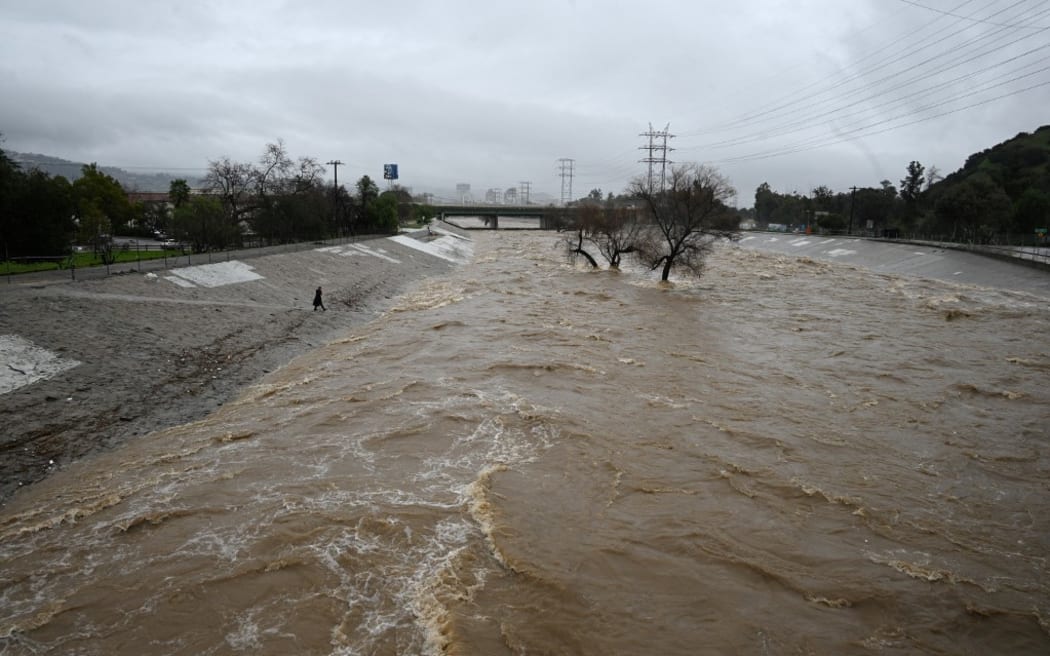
435 204 570 230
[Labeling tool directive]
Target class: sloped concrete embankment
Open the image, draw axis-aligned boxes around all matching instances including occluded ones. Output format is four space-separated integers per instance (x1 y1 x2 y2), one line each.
737 232 1050 298
0 227 473 502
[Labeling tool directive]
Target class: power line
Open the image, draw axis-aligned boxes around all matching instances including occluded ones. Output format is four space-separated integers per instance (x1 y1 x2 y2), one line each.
711 77 1050 164
895 0 1048 29
680 0 1027 138
670 1 1050 165
678 0 1048 146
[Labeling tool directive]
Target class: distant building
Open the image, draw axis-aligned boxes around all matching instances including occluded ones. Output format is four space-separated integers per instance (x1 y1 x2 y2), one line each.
456 183 472 204
126 191 172 205
485 188 503 204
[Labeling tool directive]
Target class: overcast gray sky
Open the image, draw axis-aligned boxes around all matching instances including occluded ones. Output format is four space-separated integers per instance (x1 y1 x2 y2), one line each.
2 0 1048 205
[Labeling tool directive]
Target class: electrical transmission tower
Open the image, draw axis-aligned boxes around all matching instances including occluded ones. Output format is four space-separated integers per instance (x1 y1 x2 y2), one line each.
557 158 575 206
638 123 674 192
519 181 531 205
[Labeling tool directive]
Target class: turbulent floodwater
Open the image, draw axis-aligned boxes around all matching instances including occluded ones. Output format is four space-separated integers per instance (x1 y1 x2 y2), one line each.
2 232 1049 655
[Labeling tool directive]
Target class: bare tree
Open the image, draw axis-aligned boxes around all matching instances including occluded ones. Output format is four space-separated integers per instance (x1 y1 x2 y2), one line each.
291 156 326 194
564 205 644 269
564 223 599 268
589 206 644 269
203 156 253 224
629 163 739 281
254 139 294 197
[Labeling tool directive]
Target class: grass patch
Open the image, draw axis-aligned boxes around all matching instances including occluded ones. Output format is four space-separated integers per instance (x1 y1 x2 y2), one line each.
3 249 184 275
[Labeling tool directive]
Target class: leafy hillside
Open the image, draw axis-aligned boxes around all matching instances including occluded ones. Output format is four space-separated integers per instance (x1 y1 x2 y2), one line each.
921 125 1050 242
940 125 1050 199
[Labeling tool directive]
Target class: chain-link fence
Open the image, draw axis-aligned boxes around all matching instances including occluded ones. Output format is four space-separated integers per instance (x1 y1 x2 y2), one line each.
2 234 387 286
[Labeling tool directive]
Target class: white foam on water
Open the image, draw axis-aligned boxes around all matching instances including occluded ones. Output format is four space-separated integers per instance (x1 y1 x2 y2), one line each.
789 238 812 247
826 249 857 257
0 335 81 394
388 235 474 264
166 261 264 288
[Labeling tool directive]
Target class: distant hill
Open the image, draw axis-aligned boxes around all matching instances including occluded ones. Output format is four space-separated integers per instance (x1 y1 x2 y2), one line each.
8 151 204 192
920 125 1050 241
934 125 1050 200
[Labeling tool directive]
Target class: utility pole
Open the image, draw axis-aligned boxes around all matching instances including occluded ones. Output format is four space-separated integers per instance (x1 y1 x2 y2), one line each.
326 160 344 189
327 160 344 238
847 186 858 236
557 159 575 206
519 181 531 205
639 123 674 193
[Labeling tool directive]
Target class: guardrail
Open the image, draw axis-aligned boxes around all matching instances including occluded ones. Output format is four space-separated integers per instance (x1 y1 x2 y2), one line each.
946 242 1050 268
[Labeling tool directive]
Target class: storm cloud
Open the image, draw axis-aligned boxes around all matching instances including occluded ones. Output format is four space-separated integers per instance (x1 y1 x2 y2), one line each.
2 0 1047 204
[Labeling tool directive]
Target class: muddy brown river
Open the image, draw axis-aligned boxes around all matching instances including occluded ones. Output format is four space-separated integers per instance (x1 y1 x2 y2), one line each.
2 231 1048 654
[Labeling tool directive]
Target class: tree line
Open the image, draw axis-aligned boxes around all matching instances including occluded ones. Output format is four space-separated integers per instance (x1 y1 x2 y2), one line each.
0 149 130 263
749 126 1050 244
0 137 435 262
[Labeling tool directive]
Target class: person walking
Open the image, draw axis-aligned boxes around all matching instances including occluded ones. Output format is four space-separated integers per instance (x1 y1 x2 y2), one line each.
313 286 327 311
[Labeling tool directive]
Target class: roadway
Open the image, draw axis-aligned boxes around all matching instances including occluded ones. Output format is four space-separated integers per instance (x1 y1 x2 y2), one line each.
737 232 1050 299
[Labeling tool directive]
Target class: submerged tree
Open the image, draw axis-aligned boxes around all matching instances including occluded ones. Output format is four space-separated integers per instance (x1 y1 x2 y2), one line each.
630 163 739 281
564 204 643 269
589 206 643 268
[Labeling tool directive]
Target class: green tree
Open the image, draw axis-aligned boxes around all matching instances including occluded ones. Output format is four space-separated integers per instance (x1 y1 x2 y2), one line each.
1 161 76 258
169 178 191 208
899 161 925 204
1014 188 1050 236
754 182 776 225
140 201 172 237
898 161 926 232
811 185 835 211
414 203 436 226
18 171 76 255
932 175 1012 242
850 182 899 236
173 195 226 252
356 175 379 208
73 164 133 231
0 145 23 258
367 193 399 234
72 164 133 261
